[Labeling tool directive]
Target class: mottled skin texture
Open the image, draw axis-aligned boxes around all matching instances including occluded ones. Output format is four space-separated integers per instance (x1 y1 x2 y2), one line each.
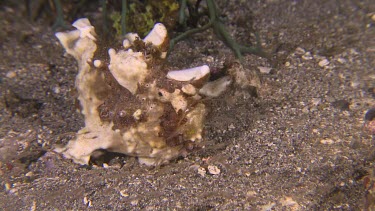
55 20 208 165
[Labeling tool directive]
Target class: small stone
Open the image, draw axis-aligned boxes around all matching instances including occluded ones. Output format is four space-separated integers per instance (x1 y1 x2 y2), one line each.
261 202 276 211
302 106 309 113
284 61 291 67
33 44 43 49
364 108 375 121
207 165 221 175
320 139 334 144
130 199 139 206
295 47 305 54
228 124 235 130
364 109 375 135
198 166 206 177
246 190 257 198
318 59 330 67
6 71 17 78
25 171 33 177
280 196 297 206
120 190 129 197
102 163 109 168
258 66 272 74
4 183 11 191
337 58 346 64
167 65 210 82
30 201 36 211
83 196 92 207
93 60 102 68
302 52 313 60
349 48 359 55
311 98 321 106
83 197 88 205
9 188 18 194
351 81 360 88
205 56 214 63
372 14 375 21
199 76 231 97
53 86 61 94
